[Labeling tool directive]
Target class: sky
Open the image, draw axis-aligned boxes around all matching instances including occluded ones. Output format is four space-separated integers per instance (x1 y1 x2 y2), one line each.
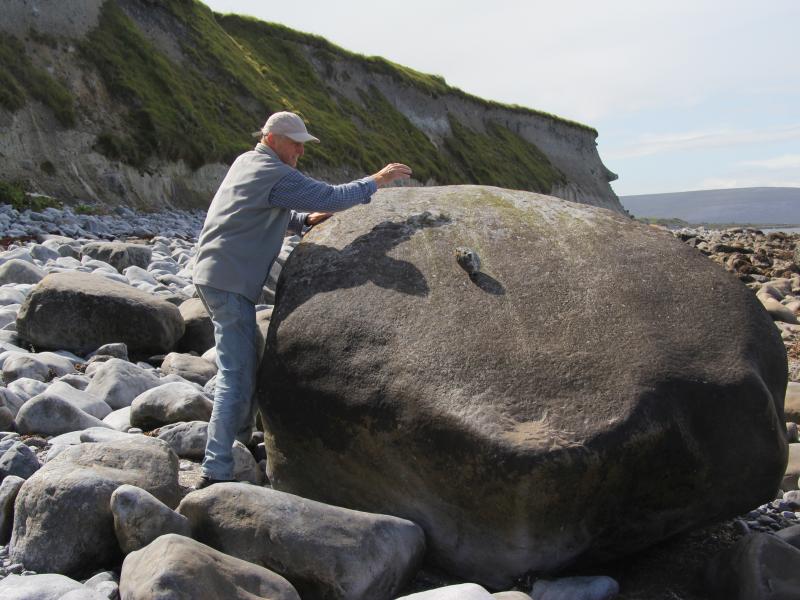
201 0 799 196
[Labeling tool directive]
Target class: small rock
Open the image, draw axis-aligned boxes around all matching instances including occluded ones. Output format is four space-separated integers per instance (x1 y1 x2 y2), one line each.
531 576 619 600
0 475 24 543
159 352 217 386
130 382 212 430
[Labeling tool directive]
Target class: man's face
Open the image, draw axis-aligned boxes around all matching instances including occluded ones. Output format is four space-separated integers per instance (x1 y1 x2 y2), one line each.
267 133 304 168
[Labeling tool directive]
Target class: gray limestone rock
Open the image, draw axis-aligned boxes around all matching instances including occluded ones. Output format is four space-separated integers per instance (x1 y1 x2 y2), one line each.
16 394 112 436
260 186 789 587
79 427 135 443
706 532 800 600
0 385 25 415
0 440 40 481
111 484 191 553
119 534 300 600
16 272 184 355
102 406 132 432
10 436 180 575
2 351 77 384
81 241 152 273
87 342 129 361
0 474 24 543
0 573 99 599
85 358 161 410
177 297 215 354
156 420 208 459
160 351 217 386
130 382 212 430
6 377 48 402
40 380 112 419
178 483 425 600
0 258 46 285
56 373 91 391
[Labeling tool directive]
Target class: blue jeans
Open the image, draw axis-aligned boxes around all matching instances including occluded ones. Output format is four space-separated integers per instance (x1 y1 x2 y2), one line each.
195 284 258 480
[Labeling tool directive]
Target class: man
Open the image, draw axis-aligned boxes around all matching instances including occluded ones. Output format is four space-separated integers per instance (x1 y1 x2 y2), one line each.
192 111 412 488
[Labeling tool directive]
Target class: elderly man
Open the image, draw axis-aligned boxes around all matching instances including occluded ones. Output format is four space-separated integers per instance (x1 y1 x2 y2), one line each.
192 111 411 488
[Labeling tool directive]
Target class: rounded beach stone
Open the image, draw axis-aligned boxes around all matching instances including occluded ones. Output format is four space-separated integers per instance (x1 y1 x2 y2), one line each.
111 484 191 553
0 474 24 543
0 258 46 285
119 534 300 600
16 272 184 356
177 483 425 600
84 358 162 410
81 241 152 273
129 382 213 430
160 351 217 386
16 394 112 436
260 186 789 587
10 436 180 575
396 584 494 600
530 576 619 600
177 297 215 354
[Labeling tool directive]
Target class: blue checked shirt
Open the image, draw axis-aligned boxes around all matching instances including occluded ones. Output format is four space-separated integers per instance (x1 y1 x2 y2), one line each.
270 169 378 215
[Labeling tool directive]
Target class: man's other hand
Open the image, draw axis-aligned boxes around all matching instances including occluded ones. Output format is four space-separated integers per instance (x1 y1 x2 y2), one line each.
306 212 333 227
372 163 413 188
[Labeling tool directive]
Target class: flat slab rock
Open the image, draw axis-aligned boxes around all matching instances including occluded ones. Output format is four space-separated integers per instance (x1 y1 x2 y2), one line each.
260 185 789 587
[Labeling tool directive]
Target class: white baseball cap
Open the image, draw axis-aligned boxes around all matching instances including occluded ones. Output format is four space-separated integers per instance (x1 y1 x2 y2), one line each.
252 111 320 143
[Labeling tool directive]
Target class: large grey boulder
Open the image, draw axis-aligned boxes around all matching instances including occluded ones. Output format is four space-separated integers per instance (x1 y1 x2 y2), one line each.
706 533 800 599
16 394 112 436
0 258 46 285
130 382 213 430
160 351 217 386
259 186 789 587
16 272 184 355
85 358 161 410
178 483 425 600
177 297 215 354
10 436 180 575
111 484 191 554
81 241 151 273
119 534 300 600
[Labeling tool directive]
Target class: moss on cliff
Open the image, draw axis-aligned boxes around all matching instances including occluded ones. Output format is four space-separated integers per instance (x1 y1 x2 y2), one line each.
74 0 583 194
0 35 75 127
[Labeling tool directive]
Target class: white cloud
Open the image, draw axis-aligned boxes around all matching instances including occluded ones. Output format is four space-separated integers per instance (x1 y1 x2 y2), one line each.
739 154 800 170
605 125 800 159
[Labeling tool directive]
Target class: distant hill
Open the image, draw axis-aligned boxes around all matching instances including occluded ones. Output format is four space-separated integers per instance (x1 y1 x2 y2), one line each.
621 187 800 225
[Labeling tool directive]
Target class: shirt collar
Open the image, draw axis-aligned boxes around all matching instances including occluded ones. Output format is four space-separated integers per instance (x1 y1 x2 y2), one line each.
255 142 279 159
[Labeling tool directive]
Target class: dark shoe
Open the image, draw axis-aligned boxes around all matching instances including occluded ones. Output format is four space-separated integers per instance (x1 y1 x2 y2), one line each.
193 476 235 490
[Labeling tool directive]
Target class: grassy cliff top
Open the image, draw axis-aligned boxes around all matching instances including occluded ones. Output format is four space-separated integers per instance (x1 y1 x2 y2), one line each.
3 0 584 195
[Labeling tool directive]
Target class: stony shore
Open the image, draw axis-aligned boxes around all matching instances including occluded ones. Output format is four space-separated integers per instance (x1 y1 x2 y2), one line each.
0 204 799 599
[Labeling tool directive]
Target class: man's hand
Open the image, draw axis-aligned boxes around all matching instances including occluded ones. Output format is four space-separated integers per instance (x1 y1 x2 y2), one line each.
372 163 413 188
305 212 332 227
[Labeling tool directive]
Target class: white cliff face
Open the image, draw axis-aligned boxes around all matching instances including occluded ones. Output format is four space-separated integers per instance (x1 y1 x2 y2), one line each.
0 0 622 214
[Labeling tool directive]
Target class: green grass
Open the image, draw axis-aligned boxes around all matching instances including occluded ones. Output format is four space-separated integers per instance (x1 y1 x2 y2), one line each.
0 181 62 212
75 0 587 194
0 35 75 126
443 116 566 192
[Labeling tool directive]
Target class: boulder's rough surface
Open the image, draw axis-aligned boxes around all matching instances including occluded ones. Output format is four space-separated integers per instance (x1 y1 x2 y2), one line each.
16 272 184 355
177 297 215 354
259 186 789 586
85 358 161 410
0 258 46 285
130 382 213 430
706 533 800 600
119 534 300 600
81 241 152 273
10 436 180 575
160 352 217 386
111 484 191 553
178 483 424 600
